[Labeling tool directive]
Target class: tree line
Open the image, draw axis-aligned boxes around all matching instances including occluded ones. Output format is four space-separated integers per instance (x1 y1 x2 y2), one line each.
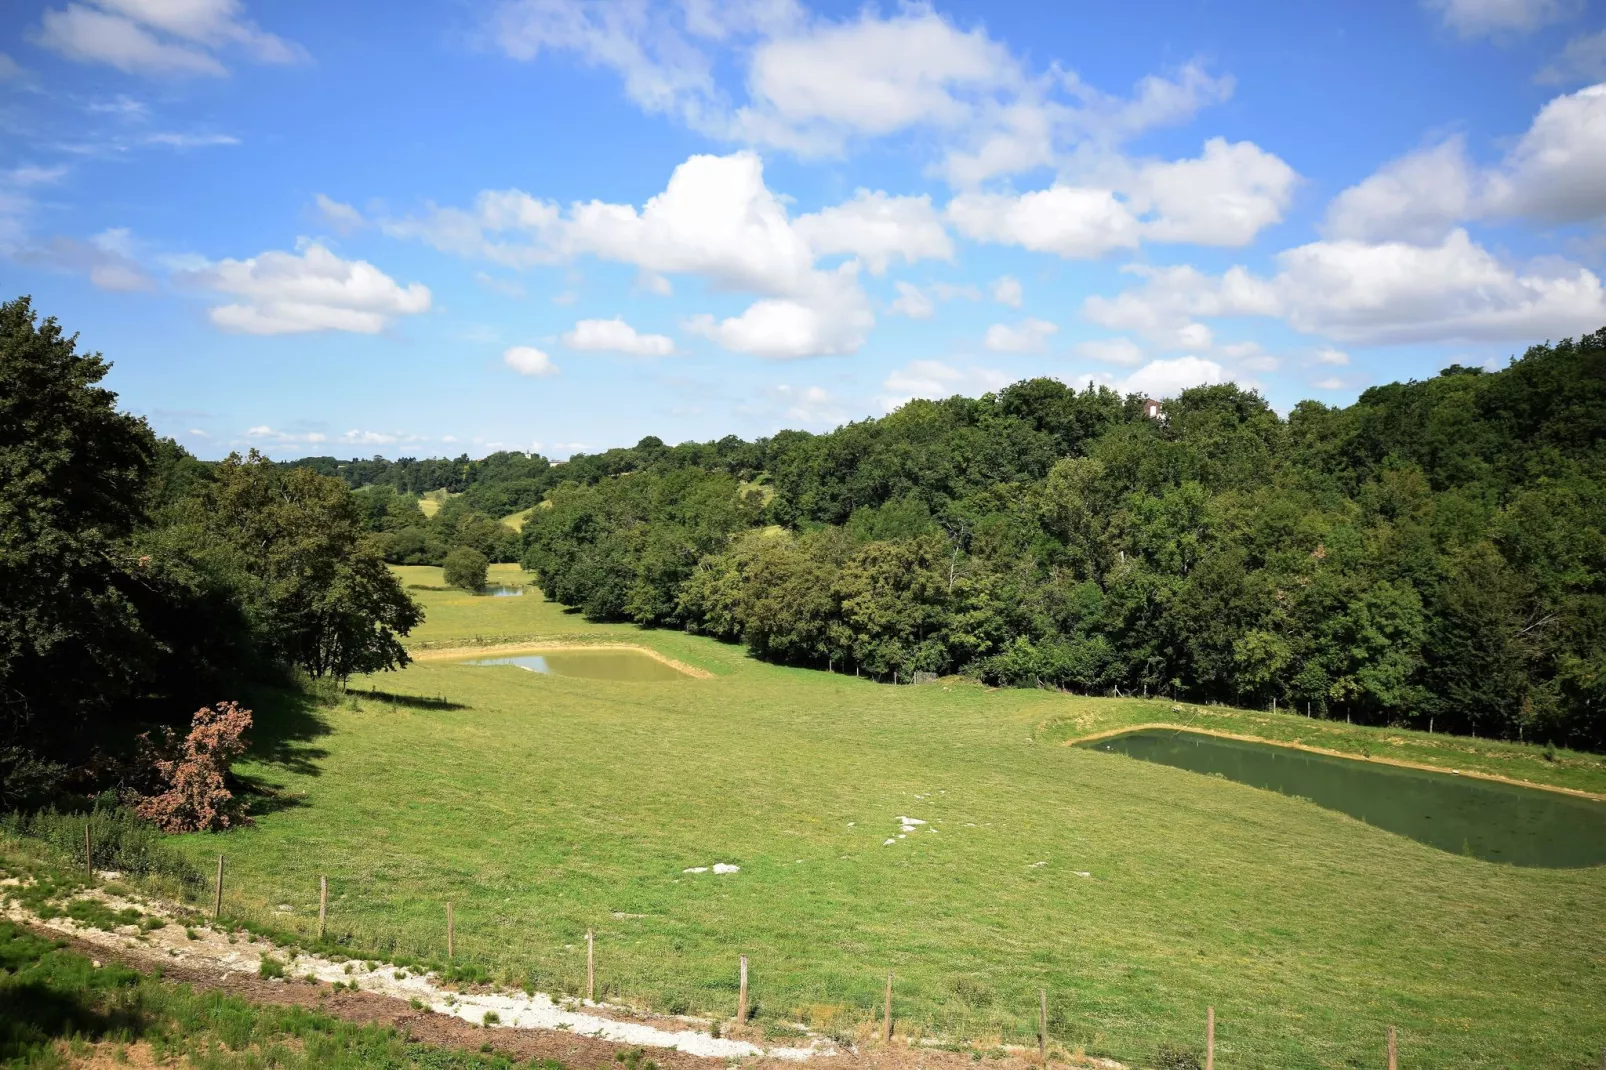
0 297 421 806
517 332 1606 749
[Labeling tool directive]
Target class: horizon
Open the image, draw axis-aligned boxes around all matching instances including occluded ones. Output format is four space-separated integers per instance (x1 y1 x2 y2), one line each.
3 0 1604 461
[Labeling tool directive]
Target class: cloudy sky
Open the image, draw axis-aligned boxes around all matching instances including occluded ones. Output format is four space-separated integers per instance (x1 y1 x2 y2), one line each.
3 0 1605 459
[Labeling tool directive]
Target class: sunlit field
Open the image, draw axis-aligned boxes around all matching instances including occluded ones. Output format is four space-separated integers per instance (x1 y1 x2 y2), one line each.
181 565 1606 1068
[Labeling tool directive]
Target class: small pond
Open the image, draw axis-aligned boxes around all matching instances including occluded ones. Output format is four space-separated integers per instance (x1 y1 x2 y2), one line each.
483 586 524 597
470 649 689 682
1077 728 1606 868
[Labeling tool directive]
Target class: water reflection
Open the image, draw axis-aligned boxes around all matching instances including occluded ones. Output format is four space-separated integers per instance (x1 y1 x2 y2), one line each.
483 586 524 597
469 649 690 682
1077 729 1606 868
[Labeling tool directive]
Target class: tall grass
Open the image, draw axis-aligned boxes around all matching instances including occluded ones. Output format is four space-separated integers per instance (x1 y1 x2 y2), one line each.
0 799 206 899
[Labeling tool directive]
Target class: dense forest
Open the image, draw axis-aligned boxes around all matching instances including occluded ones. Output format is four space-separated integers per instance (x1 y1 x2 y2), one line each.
0 297 421 805
288 329 1606 748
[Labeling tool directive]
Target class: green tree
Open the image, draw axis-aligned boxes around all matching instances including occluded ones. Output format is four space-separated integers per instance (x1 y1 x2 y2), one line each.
172 453 422 681
0 297 159 799
443 546 490 592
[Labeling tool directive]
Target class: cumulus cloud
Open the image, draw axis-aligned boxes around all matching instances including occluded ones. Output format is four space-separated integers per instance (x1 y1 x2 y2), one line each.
770 383 846 426
1314 347 1350 365
389 152 876 358
879 358 1013 410
1118 355 1224 398
33 0 304 76
504 345 557 376
181 241 431 335
1325 84 1606 242
1424 0 1579 37
948 138 1296 257
1084 228 1606 346
245 425 327 445
793 190 952 274
990 275 1022 307
562 316 675 355
983 317 1058 352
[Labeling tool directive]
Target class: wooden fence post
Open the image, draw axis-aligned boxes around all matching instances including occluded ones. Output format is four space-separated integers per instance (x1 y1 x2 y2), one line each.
213 854 224 920
1205 1006 1214 1070
1038 989 1048 1064
1388 1025 1397 1070
883 972 893 1043
586 930 596 1002
318 876 327 939
447 902 454 960
738 954 749 1024
85 822 93 877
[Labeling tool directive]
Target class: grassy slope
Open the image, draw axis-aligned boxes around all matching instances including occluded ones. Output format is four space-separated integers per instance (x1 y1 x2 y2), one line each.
177 565 1606 1068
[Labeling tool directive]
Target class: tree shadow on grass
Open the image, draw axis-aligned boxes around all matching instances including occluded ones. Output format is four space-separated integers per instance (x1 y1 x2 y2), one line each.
227 684 333 817
349 687 469 711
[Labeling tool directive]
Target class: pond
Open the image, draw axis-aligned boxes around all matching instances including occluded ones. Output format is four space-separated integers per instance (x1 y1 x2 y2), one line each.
483 586 524 597
1076 728 1606 868
469 649 690 682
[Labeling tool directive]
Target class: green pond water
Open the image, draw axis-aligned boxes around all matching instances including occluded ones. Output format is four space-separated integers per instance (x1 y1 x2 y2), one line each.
1077 729 1606 868
469 649 689 682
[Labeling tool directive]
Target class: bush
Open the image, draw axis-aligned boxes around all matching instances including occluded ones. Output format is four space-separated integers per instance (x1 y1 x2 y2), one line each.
443 547 489 592
132 701 253 833
0 802 205 895
1155 1043 1204 1070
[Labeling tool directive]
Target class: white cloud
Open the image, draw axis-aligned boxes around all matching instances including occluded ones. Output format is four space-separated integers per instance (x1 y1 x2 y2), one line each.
245 425 327 445
1537 28 1606 85
1315 347 1350 365
562 316 675 355
0 53 23 80
144 131 240 147
983 317 1058 353
948 186 1139 258
391 152 876 358
8 165 69 187
1085 229 1606 346
990 275 1022 307
948 138 1295 256
504 345 558 376
793 190 952 274
1322 137 1474 243
1076 337 1145 366
684 263 872 358
932 281 982 301
182 241 431 335
1117 355 1224 398
1424 0 1579 37
1125 138 1298 246
314 194 365 234
1326 84 1606 240
33 0 303 76
1484 83 1606 222
889 281 935 319
1312 376 1346 391
879 358 1013 410
491 3 1234 186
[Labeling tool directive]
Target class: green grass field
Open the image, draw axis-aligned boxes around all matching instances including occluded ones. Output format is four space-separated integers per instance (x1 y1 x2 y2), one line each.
176 565 1606 1068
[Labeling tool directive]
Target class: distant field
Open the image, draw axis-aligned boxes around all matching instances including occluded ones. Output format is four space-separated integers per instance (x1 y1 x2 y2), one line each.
181 564 1606 1068
500 507 534 532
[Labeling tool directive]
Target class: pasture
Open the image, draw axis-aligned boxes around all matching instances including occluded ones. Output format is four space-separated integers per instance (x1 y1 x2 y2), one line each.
182 565 1606 1068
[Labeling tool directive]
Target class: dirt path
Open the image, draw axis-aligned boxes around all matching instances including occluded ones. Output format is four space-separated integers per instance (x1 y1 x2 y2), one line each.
7 875 1121 1070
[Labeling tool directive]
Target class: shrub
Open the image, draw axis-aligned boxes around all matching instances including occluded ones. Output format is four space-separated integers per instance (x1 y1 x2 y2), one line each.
443 547 489 592
132 701 253 833
259 956 285 980
1155 1043 1204 1070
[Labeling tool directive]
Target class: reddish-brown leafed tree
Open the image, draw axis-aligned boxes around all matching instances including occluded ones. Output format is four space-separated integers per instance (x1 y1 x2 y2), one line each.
134 701 253 833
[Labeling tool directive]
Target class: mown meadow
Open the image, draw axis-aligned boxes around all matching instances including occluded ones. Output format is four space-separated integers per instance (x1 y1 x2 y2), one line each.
167 565 1606 1069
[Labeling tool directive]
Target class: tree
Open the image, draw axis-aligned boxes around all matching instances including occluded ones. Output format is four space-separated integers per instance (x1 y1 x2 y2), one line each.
133 701 253 833
443 546 489 591
0 296 158 799
172 453 422 681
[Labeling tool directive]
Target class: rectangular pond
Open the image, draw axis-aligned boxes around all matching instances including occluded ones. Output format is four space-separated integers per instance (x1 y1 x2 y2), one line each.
469 649 691 682
1076 728 1606 868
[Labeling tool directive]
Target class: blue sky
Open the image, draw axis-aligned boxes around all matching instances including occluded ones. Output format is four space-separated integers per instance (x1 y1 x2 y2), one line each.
3 0 1605 460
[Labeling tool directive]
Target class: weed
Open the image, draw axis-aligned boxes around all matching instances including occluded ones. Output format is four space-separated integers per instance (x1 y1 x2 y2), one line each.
258 956 285 980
